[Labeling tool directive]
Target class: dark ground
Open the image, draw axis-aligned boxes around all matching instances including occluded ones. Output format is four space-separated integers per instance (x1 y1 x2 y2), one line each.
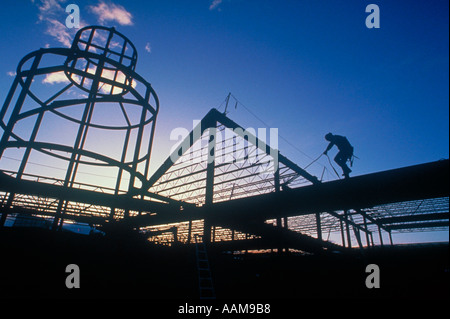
0 227 448 300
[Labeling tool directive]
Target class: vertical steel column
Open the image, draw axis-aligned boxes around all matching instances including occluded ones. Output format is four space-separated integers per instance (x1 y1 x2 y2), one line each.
353 226 364 250
344 210 352 248
274 163 284 253
125 99 149 214
0 52 42 227
363 215 371 247
340 219 346 247
203 123 217 244
316 213 322 241
143 88 157 180
275 165 281 230
378 225 384 246
187 220 192 244
110 102 132 220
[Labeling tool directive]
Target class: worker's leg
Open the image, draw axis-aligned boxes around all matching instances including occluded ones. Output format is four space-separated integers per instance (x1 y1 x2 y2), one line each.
334 152 345 168
335 152 351 177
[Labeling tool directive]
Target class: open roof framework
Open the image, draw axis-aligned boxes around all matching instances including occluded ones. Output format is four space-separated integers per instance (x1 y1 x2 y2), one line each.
0 105 448 252
138 109 449 250
0 26 447 252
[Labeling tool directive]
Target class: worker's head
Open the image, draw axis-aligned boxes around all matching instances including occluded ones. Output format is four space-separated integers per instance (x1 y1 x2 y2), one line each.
325 133 333 141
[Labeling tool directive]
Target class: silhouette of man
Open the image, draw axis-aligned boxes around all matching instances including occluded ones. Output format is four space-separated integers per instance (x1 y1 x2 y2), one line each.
323 133 353 178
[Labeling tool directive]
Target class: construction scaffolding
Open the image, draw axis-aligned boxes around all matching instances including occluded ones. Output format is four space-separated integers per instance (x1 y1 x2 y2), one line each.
0 26 161 229
0 26 448 254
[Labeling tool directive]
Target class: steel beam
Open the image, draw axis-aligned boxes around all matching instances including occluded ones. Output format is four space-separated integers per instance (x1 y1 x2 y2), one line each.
67 160 449 232
386 221 449 231
0 171 181 215
375 212 449 225
203 160 449 222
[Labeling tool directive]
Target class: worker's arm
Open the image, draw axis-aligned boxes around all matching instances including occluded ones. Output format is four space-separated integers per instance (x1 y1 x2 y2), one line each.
323 142 334 155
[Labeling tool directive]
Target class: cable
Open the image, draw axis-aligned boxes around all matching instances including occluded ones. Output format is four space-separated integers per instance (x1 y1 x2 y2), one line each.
325 154 341 179
220 93 339 183
303 153 323 170
228 93 328 170
216 95 230 112
320 166 326 182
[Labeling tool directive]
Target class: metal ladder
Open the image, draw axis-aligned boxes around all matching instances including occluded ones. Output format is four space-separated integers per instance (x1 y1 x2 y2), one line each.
194 235 215 299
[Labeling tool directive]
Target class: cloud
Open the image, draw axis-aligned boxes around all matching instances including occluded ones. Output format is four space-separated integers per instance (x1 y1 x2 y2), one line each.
45 19 72 47
34 0 74 47
209 0 223 11
89 1 133 26
42 71 70 84
7 71 16 77
36 0 65 22
98 69 137 94
145 42 151 53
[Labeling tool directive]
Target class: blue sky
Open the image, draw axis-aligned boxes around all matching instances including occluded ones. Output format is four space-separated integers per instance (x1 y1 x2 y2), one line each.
0 1 448 243
0 0 448 180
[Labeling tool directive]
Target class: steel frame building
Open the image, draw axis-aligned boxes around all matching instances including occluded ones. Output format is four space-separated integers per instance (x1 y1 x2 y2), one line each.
0 26 448 254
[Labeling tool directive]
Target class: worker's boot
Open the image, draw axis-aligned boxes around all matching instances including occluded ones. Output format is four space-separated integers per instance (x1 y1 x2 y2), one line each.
342 166 352 179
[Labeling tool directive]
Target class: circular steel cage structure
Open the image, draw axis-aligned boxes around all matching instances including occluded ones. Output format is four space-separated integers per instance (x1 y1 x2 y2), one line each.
0 26 159 227
65 26 138 96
